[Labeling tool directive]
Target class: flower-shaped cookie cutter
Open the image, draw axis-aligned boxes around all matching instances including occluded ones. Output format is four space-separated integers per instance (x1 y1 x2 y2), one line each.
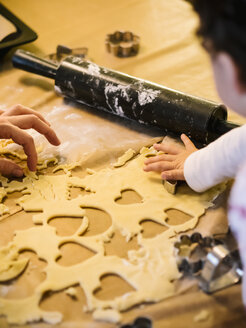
174 232 243 293
105 31 140 57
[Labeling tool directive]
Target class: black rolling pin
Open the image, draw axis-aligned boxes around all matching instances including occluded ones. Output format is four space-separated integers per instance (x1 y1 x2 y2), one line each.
12 49 239 144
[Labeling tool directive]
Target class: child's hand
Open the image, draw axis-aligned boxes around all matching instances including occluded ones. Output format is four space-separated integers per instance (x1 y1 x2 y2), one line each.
0 104 60 177
143 134 197 181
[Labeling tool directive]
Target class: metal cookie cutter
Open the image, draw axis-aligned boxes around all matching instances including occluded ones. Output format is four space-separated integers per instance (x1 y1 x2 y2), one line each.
163 180 177 195
175 232 243 294
200 245 243 293
105 30 140 57
47 44 88 63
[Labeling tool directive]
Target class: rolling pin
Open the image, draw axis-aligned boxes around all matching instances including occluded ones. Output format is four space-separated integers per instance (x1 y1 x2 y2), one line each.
12 49 239 144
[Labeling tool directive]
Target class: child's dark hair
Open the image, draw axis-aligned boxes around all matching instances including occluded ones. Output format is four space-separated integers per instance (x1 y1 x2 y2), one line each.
189 0 246 84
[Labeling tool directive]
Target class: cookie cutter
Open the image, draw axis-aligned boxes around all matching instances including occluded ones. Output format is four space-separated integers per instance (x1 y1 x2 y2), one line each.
46 44 88 63
105 30 140 57
121 317 152 328
175 232 243 294
163 179 177 194
200 245 243 293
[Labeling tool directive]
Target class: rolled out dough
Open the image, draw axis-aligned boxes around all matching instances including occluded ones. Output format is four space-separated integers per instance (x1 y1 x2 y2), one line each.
0 146 224 324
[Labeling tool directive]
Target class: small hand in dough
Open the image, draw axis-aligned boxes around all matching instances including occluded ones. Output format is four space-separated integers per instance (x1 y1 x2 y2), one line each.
143 134 197 180
0 104 61 177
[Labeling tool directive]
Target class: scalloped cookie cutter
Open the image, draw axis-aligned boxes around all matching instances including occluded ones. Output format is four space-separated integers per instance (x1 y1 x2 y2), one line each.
175 232 243 294
105 30 140 57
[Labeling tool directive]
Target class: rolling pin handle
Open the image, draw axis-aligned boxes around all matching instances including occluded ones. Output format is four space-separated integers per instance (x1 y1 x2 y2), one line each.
12 49 58 79
215 119 240 135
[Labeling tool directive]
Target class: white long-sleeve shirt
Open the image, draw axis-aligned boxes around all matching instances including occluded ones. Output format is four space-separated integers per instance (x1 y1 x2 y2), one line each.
184 124 246 306
228 162 246 305
184 124 246 192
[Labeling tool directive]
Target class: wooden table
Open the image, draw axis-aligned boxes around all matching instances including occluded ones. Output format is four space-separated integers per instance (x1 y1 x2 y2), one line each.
0 1 245 327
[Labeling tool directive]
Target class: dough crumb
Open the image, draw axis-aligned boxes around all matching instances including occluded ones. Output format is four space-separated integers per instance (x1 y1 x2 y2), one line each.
0 204 9 218
86 168 96 175
93 309 122 323
193 309 210 322
43 311 63 324
65 287 77 298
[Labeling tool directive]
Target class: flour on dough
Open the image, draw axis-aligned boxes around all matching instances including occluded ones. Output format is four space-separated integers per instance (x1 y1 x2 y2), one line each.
0 147 224 324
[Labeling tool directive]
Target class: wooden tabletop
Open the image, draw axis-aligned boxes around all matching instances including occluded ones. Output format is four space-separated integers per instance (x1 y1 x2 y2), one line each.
0 1 246 327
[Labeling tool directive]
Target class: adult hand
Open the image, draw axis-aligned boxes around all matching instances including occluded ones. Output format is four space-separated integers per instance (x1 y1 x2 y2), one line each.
0 104 60 177
143 134 197 180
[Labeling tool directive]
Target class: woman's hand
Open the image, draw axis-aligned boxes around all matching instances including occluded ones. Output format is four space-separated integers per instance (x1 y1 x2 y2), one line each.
0 104 60 177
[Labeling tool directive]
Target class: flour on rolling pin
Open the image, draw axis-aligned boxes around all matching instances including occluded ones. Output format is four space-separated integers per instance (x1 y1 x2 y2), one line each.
0 14 16 42
104 81 161 122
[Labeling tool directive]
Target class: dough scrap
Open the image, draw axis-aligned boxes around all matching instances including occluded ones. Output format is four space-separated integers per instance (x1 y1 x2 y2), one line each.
93 308 122 323
37 157 58 171
193 309 210 322
113 148 136 167
0 147 224 324
0 245 28 282
0 204 9 216
52 162 81 175
0 179 8 218
65 287 77 297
